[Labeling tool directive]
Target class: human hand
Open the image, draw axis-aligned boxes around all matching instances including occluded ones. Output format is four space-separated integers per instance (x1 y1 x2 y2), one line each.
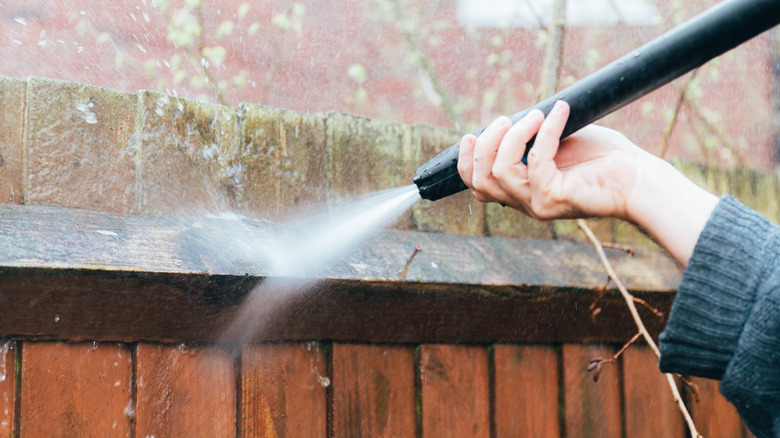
457 99 719 267
458 100 655 222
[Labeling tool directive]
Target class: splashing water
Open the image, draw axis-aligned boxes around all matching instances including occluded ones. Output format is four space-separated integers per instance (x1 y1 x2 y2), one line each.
219 184 421 344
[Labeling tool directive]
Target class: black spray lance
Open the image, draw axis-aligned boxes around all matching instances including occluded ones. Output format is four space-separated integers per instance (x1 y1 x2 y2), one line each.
414 0 780 201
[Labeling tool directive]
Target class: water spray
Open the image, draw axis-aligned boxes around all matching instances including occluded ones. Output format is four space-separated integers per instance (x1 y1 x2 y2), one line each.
414 0 780 201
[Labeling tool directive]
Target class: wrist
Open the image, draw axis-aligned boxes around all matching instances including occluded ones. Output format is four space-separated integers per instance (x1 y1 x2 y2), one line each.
626 159 718 266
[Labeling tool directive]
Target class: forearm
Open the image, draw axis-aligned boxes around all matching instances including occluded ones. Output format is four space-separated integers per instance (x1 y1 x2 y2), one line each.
626 158 719 267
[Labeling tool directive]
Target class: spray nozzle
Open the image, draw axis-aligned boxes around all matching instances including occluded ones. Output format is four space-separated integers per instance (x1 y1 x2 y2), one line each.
414 0 780 202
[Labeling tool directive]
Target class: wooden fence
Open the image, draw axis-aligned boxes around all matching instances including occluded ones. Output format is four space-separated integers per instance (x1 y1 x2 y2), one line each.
1 74 773 437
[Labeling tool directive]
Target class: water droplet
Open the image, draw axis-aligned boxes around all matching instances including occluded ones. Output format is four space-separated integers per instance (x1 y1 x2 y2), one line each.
317 376 330 388
13 17 28 26
91 341 99 351
54 314 60 323
633 51 641 58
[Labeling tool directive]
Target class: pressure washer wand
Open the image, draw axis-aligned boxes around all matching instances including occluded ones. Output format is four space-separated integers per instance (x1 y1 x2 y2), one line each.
414 0 780 201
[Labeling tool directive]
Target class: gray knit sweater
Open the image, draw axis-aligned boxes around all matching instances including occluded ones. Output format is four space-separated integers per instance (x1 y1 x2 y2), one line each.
659 195 780 438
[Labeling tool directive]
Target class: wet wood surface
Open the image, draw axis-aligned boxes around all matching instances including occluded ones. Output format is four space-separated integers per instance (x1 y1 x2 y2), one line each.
0 204 680 345
622 346 684 438
688 377 750 438
420 344 490 438
562 344 622 438
20 342 132 437
0 341 15 438
493 344 560 438
241 342 327 438
332 343 416 437
134 343 236 437
621 348 684 438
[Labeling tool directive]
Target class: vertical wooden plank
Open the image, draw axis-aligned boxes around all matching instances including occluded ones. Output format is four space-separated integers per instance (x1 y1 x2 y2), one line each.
493 344 560 438
622 345 684 437
135 343 235 437
25 76 136 213
420 344 489 438
0 76 25 205
332 343 415 437
562 344 622 438
241 342 328 438
0 341 15 437
688 377 746 438
20 342 132 437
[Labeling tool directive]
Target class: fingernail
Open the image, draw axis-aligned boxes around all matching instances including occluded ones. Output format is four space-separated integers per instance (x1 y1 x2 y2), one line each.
489 115 510 129
552 100 567 112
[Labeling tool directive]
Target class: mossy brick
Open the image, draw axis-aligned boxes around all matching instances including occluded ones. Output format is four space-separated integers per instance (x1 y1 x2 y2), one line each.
727 166 757 209
672 159 707 190
412 124 485 236
237 103 326 220
486 203 552 239
134 91 240 215
757 172 779 223
552 218 613 243
25 77 136 213
0 76 25 205
326 112 415 230
703 164 730 196
613 220 659 247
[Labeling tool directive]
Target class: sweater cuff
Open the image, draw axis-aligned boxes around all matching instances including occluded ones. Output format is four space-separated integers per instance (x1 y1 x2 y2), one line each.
658 195 773 379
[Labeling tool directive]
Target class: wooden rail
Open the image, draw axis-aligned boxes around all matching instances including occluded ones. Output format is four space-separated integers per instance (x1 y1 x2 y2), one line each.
0 204 681 344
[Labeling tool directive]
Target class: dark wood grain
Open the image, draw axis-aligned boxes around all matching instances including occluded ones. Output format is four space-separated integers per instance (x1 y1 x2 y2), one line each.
622 346 684 437
493 344 560 438
241 342 328 438
420 344 490 438
20 342 132 437
332 343 415 437
563 344 622 438
134 343 236 437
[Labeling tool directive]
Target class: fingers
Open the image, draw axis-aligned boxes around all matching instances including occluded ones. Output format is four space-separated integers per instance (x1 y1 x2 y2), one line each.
494 109 544 170
457 134 477 188
472 116 511 192
527 100 569 207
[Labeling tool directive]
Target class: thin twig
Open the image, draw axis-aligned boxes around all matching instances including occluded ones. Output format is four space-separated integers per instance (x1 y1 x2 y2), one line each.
588 332 642 382
390 0 460 128
576 219 701 438
600 242 635 255
659 69 698 159
399 245 423 279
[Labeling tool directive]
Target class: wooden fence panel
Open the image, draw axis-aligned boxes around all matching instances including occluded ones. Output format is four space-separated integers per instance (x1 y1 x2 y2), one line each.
689 377 748 438
135 343 235 437
562 344 622 438
332 343 415 437
241 342 328 438
622 345 684 437
493 344 560 438
0 341 15 438
20 342 132 437
420 344 489 438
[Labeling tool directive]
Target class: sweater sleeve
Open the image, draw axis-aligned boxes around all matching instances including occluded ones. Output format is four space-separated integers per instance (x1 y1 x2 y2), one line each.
658 195 780 438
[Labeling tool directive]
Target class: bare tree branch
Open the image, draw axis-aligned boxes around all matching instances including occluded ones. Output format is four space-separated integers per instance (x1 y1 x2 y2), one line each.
576 219 701 438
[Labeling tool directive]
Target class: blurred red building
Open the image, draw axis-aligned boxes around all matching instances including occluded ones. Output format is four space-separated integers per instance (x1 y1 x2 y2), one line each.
1 0 777 169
